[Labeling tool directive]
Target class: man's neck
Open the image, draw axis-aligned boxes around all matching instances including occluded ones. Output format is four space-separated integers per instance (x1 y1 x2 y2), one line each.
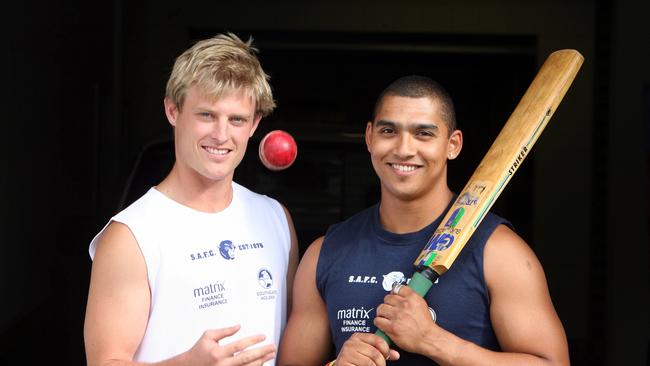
155 164 234 213
378 188 454 234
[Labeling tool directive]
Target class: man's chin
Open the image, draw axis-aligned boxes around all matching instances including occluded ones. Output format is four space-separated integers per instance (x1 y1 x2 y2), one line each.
198 170 234 183
383 186 423 202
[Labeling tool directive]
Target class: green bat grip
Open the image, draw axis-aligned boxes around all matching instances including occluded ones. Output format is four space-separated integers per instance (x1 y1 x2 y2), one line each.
374 269 437 345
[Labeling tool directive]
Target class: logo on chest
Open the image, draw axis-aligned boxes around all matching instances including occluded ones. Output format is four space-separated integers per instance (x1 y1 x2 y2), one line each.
258 268 273 289
189 239 265 262
336 306 374 333
346 271 407 290
381 271 406 291
219 240 236 260
348 275 378 284
256 268 278 301
344 270 438 293
193 281 228 309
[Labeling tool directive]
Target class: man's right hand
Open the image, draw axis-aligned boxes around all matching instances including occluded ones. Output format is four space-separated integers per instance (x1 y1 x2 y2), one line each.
181 325 276 366
335 333 399 366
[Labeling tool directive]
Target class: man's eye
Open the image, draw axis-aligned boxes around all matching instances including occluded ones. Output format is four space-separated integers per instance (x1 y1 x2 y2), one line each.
231 117 247 124
380 128 394 134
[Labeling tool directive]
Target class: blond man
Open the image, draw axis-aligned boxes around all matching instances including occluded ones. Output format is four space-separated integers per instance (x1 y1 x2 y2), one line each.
84 33 298 366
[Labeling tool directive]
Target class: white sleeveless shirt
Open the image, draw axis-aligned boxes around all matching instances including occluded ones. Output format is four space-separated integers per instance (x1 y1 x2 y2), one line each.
89 183 291 364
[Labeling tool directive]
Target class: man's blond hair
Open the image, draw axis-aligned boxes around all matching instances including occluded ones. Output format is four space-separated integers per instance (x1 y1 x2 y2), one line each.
165 33 275 116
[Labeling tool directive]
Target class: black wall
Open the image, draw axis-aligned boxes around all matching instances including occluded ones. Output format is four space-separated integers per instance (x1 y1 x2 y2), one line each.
1 1 647 365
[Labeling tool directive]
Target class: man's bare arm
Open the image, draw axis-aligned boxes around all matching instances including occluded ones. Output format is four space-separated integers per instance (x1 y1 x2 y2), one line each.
84 222 152 366
374 224 569 365
278 237 333 366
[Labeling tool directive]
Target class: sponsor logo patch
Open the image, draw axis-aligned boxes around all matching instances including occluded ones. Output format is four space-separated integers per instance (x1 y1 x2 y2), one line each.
382 271 406 291
256 268 277 301
337 306 374 333
219 240 236 260
194 281 228 309
258 268 274 289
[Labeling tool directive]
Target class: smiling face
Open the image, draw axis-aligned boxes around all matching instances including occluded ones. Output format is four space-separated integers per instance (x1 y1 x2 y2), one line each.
164 85 261 185
366 95 462 202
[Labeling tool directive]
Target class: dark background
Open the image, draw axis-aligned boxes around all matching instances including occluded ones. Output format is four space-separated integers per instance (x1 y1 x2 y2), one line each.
1 1 648 365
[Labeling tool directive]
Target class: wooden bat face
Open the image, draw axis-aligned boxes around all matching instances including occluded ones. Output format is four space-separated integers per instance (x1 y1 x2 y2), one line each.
414 49 584 276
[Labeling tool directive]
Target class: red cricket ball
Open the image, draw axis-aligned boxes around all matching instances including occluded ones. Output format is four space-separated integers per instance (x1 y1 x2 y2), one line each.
258 130 298 171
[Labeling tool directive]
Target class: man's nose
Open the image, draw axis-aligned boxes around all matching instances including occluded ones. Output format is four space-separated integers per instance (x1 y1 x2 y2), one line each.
210 119 229 144
394 134 416 157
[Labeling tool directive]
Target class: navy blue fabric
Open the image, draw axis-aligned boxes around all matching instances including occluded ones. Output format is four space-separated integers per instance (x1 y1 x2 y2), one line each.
316 202 510 365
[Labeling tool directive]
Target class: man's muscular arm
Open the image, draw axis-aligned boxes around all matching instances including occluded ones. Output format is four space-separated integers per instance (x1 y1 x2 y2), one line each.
374 224 569 365
279 237 400 366
278 237 333 366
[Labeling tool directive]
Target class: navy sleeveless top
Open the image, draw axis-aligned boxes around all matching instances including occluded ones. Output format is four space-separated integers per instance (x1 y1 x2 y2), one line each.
316 202 510 365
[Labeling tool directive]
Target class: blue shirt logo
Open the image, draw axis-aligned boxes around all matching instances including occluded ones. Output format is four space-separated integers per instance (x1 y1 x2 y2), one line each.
219 240 236 260
258 268 273 288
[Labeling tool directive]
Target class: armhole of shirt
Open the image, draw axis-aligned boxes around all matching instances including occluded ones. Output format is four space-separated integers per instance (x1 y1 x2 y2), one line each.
267 197 291 260
315 223 340 298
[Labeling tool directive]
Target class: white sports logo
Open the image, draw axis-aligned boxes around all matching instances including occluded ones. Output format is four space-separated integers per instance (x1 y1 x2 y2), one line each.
382 271 406 291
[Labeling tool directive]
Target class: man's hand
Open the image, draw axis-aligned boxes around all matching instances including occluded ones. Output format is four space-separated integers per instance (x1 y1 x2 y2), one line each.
182 325 276 366
335 333 399 366
374 285 440 355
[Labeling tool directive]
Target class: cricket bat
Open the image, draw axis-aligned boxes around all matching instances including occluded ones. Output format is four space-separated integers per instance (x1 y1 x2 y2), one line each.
376 49 583 343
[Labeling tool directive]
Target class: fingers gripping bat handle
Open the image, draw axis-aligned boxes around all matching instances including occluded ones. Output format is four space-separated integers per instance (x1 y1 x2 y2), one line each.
375 268 439 345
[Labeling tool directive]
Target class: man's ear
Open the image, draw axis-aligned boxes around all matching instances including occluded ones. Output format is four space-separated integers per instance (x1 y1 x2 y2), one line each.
365 121 373 152
164 97 179 127
447 129 463 160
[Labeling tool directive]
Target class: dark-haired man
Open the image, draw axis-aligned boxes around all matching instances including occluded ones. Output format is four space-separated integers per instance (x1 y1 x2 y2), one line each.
278 76 568 365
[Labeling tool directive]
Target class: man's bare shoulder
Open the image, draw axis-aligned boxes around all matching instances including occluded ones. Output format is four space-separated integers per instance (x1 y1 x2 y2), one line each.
93 221 141 262
484 224 550 294
300 236 325 266
485 224 532 258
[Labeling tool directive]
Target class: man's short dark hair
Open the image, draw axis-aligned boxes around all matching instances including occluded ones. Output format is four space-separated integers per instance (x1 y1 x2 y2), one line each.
373 75 457 132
